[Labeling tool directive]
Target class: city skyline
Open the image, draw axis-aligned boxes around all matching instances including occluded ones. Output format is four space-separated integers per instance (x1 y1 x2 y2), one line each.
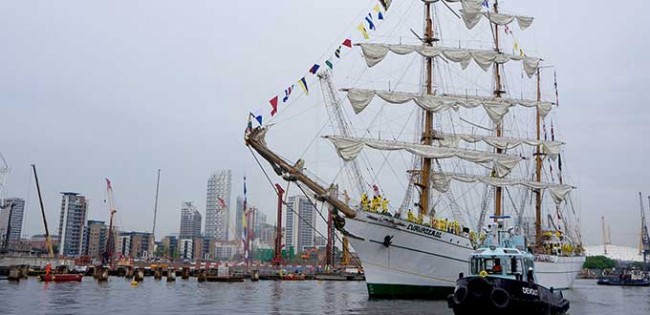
1 1 649 248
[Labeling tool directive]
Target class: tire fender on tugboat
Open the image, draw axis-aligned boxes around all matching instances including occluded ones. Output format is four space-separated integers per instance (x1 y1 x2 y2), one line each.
467 277 491 298
453 285 468 304
490 287 510 309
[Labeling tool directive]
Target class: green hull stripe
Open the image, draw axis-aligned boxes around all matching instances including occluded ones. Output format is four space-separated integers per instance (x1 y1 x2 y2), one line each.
367 283 454 300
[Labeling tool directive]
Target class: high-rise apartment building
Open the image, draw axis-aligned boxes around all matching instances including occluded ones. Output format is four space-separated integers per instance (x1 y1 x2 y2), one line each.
285 195 317 255
205 170 232 240
0 198 25 246
117 231 153 259
58 192 88 257
253 209 267 239
82 220 107 259
179 202 202 238
235 196 244 241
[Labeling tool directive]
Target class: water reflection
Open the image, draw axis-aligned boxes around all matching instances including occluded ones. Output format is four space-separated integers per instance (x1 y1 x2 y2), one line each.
1 279 649 314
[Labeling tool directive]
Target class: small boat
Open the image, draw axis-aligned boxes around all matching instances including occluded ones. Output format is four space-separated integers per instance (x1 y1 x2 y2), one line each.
597 268 650 286
281 273 306 281
38 263 83 282
39 274 83 282
447 220 569 315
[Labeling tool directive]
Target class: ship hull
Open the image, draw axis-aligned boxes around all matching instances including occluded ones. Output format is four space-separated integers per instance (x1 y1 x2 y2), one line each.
344 212 584 298
535 255 585 290
345 212 474 299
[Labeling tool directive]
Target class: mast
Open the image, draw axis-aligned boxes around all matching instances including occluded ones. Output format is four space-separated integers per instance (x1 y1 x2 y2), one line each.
493 0 504 220
641 194 650 269
535 68 543 246
31 164 54 258
419 0 435 217
601 216 607 255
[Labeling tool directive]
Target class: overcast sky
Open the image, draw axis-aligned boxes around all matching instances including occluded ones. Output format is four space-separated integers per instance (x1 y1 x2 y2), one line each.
1 0 649 248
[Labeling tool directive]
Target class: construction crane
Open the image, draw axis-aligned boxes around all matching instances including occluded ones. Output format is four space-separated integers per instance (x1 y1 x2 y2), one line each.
640 193 650 270
31 164 55 258
318 70 366 196
318 70 361 268
0 153 9 248
0 153 9 200
103 178 117 268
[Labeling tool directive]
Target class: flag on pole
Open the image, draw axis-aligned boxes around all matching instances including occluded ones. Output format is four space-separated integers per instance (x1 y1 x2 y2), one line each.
342 38 352 48
269 96 279 116
357 23 369 39
298 77 309 95
365 13 375 31
309 64 320 74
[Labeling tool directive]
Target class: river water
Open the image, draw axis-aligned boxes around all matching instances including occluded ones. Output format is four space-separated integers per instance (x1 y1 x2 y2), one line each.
0 278 648 314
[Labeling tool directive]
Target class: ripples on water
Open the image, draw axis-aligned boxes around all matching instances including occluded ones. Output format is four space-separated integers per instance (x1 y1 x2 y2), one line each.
1 279 649 314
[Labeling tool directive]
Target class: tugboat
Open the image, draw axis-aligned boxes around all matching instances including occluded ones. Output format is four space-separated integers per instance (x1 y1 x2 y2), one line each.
447 218 569 315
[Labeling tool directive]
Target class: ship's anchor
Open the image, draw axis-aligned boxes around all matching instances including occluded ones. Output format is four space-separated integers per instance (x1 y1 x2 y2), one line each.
383 235 394 247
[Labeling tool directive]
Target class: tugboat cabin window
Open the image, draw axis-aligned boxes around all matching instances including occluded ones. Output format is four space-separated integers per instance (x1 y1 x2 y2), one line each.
471 257 510 275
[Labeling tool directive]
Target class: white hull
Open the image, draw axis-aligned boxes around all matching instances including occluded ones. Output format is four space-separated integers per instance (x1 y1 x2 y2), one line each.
535 255 586 290
345 212 473 298
344 211 584 297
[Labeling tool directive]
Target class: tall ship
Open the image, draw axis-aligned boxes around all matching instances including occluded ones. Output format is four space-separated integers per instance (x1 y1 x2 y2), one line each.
246 0 584 299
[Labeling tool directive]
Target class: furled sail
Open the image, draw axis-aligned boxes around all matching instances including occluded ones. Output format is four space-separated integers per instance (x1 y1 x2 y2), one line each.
359 43 541 77
463 11 534 30
324 135 522 177
434 132 563 160
344 88 553 124
431 172 574 204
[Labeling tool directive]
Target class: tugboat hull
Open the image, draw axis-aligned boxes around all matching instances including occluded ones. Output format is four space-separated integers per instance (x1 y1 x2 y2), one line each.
447 276 569 315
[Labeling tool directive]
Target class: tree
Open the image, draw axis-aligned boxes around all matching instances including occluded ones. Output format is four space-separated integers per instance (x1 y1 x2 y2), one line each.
583 255 616 270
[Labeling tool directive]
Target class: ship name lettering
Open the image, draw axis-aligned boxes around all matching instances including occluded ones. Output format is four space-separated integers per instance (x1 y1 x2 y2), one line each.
406 224 441 238
522 287 539 296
